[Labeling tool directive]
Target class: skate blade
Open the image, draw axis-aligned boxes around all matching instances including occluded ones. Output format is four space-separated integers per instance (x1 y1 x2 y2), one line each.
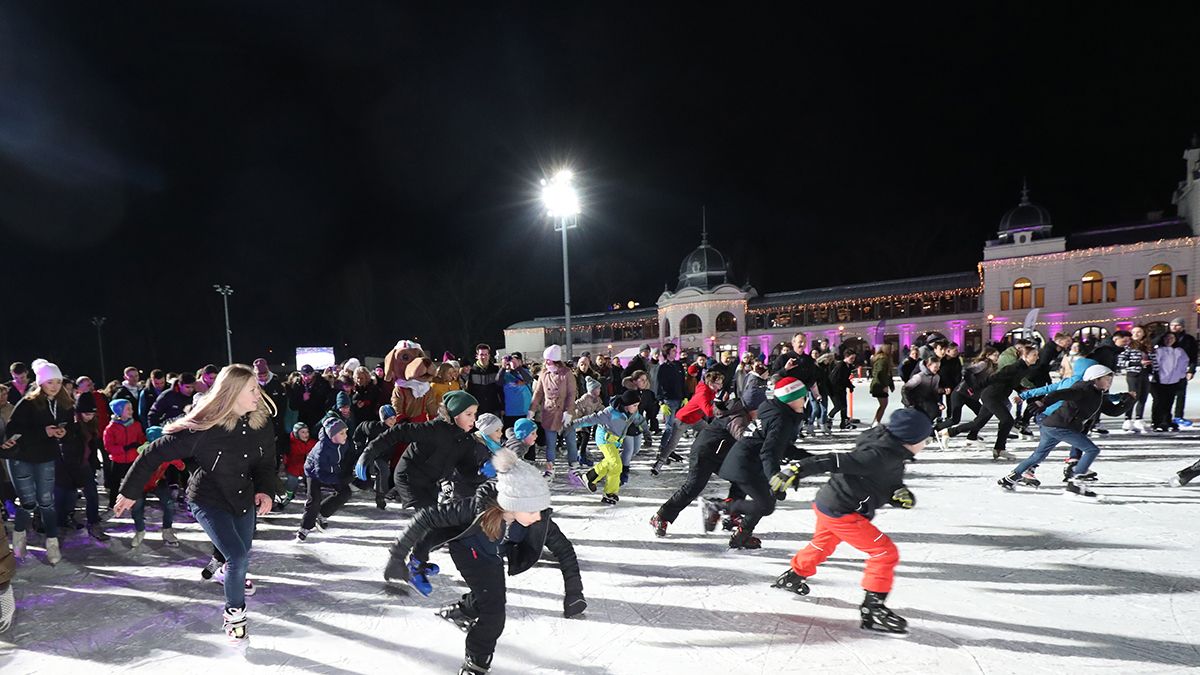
860 626 910 638
1061 491 1105 503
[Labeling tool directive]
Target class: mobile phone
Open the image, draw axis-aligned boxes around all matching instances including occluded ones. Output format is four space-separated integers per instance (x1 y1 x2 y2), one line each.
6 434 21 442
56 423 68 428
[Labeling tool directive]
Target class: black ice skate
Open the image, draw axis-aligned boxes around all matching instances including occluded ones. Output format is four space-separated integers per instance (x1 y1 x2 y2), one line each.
1072 471 1098 482
1061 458 1079 482
438 603 479 633
581 469 599 493
771 569 810 595
1019 468 1041 487
728 525 761 550
1171 462 1200 487
997 473 1017 492
650 513 667 537
601 494 618 505
459 652 492 674
859 591 908 635
701 498 723 533
1064 478 1098 500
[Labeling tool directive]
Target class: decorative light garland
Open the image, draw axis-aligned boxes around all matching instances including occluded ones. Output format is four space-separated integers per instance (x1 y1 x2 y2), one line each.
987 308 1182 328
745 287 981 316
981 237 1196 270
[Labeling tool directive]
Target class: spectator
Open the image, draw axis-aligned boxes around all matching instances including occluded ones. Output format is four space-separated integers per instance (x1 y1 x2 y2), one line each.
463 344 503 416
147 373 196 427
138 369 168 426
289 365 332 433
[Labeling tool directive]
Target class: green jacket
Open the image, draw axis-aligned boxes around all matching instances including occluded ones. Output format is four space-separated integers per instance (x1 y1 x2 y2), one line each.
869 355 894 392
997 346 1020 370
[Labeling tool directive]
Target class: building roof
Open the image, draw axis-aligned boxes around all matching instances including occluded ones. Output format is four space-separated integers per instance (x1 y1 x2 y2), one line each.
507 306 658 330
999 181 1052 233
749 271 980 309
1066 218 1192 250
676 226 730 292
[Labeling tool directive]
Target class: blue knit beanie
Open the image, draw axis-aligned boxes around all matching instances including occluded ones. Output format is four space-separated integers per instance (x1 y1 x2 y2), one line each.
884 408 933 445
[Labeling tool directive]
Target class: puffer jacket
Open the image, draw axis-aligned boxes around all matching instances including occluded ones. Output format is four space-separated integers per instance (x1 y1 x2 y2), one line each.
718 397 803 484
285 433 316 477
361 417 489 487
389 483 583 599
530 364 577 432
572 392 604 419
304 437 346 484
1039 379 1134 432
676 381 718 425
119 406 280 516
103 419 147 464
794 425 913 520
571 406 639 449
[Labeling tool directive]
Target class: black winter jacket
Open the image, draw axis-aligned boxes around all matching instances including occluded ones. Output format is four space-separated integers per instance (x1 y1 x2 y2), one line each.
289 376 333 424
718 398 802 484
796 426 913 520
362 417 489 487
1173 331 1199 375
939 356 963 391
957 361 994 399
3 397 80 463
1040 380 1134 433
119 410 280 515
829 361 855 397
655 361 685 400
982 361 1031 401
147 388 194 427
772 350 819 389
390 483 583 598
1090 340 1123 372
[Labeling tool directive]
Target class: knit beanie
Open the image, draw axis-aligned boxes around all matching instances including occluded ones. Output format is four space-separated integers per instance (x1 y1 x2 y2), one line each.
616 389 640 407
884 408 933 445
109 399 132 418
774 377 808 404
491 448 551 513
1170 316 1186 327
443 390 479 418
292 422 308 435
75 393 96 414
379 404 397 422
322 417 347 440
513 418 537 441
1082 364 1114 381
585 376 601 393
543 344 563 363
31 359 63 386
475 413 503 437
335 391 351 408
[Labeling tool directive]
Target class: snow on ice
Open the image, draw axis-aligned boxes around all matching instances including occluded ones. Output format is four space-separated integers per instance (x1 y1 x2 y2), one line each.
2 382 1200 674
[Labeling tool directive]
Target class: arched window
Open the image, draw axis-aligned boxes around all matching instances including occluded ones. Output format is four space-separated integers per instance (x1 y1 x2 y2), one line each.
1073 325 1109 343
1149 263 1173 299
662 319 671 337
1012 277 1033 310
1081 271 1103 304
679 314 702 335
715 311 737 332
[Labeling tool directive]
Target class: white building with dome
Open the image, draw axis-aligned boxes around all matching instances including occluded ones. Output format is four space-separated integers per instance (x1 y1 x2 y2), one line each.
503 144 1200 361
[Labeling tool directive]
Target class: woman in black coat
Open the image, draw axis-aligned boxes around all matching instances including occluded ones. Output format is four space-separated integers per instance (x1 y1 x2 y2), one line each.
384 448 585 675
115 364 279 643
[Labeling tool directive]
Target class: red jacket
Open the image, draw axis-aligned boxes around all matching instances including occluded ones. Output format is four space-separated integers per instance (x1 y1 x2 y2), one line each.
285 434 317 477
676 382 718 425
103 420 147 464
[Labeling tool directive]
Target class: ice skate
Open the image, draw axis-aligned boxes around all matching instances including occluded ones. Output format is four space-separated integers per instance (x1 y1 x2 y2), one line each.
667 451 684 464
295 528 311 542
45 537 61 565
223 606 248 642
215 563 257 596
1133 419 1147 433
0 583 14 633
1019 468 1041 487
375 495 387 510
577 468 599 493
162 528 180 548
1171 465 1200 487
997 473 1017 492
701 498 723 533
650 460 665 477
1122 419 1133 432
201 556 221 580
992 448 1014 461
543 461 554 479
649 513 667 537
437 602 478 633
771 569 809 595
567 469 584 488
315 515 328 532
1073 470 1098 482
728 525 761 550
1064 478 1099 500
88 523 111 542
459 652 492 674
130 531 145 549
860 591 908 635
935 429 950 451
601 494 618 505
1061 458 1079 482
11 531 25 559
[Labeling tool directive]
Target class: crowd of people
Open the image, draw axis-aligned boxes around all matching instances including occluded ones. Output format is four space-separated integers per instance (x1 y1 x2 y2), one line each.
0 321 1198 673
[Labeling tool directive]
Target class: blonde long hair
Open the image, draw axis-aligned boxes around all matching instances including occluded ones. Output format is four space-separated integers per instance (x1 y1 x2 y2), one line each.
165 364 272 434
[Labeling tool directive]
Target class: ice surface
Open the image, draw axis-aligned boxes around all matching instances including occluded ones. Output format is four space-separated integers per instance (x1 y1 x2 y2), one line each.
2 380 1200 674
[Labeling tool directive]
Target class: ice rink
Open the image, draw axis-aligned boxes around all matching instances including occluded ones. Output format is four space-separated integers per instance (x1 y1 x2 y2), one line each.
3 380 1200 674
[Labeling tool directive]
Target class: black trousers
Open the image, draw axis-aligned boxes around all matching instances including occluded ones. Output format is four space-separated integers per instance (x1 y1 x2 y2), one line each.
1152 381 1187 429
394 472 439 510
658 451 723 523
727 474 775 535
106 462 133 510
828 393 850 426
1174 376 1189 419
949 391 980 425
1125 372 1150 419
301 478 352 530
947 392 1014 452
449 540 507 661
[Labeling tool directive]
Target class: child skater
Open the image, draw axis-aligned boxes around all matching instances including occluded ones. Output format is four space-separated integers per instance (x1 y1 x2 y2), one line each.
278 422 315 508
569 389 642 504
768 407 931 634
383 447 586 675
296 417 353 541
129 426 183 549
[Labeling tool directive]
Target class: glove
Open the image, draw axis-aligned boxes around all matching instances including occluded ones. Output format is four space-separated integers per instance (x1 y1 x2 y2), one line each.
383 553 410 584
890 487 915 509
769 463 802 494
562 412 573 426
526 410 535 420
564 593 587 618
405 557 437 596
354 459 369 483
480 460 497 479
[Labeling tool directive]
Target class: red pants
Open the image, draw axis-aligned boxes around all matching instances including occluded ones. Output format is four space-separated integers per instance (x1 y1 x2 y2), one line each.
790 504 899 594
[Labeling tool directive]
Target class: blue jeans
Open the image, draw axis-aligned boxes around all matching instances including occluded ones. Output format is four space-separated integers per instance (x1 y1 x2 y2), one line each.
657 400 682 453
544 428 578 464
54 468 101 527
620 432 642 467
132 483 175 532
1013 426 1101 477
7 459 58 537
190 501 256 610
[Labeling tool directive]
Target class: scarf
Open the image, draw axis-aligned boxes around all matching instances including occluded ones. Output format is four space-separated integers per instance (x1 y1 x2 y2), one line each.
396 378 432 399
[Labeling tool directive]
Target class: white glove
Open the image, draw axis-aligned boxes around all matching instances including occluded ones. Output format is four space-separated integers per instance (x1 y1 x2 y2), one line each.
562 412 573 426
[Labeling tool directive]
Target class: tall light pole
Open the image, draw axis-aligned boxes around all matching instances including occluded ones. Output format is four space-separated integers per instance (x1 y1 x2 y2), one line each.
91 316 107 382
213 284 234 365
541 170 580 360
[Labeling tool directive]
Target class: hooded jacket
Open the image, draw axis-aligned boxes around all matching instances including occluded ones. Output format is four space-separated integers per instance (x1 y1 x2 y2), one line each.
901 362 941 409
304 436 347 484
361 417 489 487
572 406 639 449
1039 379 1133 432
795 425 913 520
286 432 316 477
1152 344 1189 385
1020 358 1098 402
675 381 718 425
530 363 578 432
103 418 147 464
718 397 803 485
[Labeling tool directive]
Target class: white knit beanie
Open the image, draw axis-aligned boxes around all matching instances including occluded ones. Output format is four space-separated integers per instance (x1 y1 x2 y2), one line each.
543 344 562 363
490 448 551 513
475 413 503 437
31 359 64 385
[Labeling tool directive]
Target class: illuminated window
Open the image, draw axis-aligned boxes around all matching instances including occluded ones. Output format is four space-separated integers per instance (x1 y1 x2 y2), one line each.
1081 271 1103 304
1149 264 1172 299
680 314 702 335
999 291 1009 311
1068 284 1079 305
1012 278 1033 310
715 312 737 332
1176 274 1188 298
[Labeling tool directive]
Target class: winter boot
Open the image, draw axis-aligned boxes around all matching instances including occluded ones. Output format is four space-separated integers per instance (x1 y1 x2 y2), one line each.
649 513 667 537
438 602 479 633
201 556 221 580
771 569 810 595
45 537 61 565
162 528 180 548
601 494 618 505
581 469 599 493
131 531 145 549
997 473 1017 492
223 606 248 642
1019 468 1041 487
88 523 111 542
1062 458 1079 482
650 460 665 477
11 531 25 559
375 495 387 510
1064 478 1098 499
701 498 723 533
459 652 492 674
860 591 908 634
728 525 761 550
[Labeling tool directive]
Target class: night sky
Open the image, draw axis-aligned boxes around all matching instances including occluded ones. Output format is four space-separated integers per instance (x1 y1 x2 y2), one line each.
2 2 1198 378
